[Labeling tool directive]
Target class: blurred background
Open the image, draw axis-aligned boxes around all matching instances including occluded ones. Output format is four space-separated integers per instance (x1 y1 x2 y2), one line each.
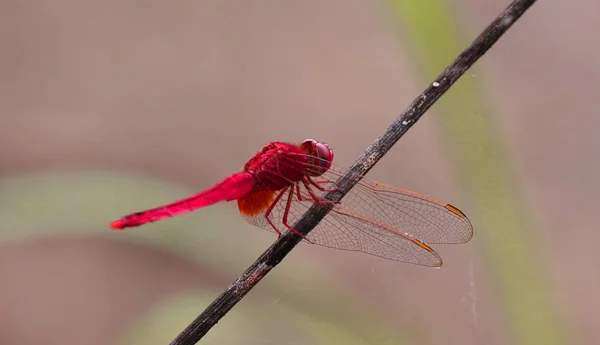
0 0 597 344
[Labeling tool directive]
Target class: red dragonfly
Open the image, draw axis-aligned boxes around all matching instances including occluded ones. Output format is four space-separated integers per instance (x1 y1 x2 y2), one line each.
110 139 472 267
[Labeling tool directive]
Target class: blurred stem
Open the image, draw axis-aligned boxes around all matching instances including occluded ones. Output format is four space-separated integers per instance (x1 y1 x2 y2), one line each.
387 1 567 345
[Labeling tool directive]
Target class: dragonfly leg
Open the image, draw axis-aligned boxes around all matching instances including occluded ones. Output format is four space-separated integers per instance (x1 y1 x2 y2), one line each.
264 187 288 239
295 183 314 202
301 179 338 206
307 176 338 192
281 186 313 242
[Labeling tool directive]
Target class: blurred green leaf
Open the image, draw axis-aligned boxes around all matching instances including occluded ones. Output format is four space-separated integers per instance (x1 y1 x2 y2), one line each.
115 291 404 345
386 1 569 344
0 170 412 344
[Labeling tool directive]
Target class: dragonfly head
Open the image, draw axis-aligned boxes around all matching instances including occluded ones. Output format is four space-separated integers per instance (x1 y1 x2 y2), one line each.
300 139 334 176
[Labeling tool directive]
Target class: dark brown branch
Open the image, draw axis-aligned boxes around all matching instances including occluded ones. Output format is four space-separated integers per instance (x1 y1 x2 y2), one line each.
170 0 537 343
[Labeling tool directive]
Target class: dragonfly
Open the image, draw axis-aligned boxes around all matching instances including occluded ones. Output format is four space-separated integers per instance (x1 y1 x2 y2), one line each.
110 139 473 267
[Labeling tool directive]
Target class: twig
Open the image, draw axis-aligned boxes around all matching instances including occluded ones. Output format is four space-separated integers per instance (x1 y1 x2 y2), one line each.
170 0 537 343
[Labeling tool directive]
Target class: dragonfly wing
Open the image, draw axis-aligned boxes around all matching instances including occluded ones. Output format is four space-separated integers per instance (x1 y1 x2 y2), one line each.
342 178 473 244
237 153 472 266
311 210 443 266
238 184 442 266
278 153 473 245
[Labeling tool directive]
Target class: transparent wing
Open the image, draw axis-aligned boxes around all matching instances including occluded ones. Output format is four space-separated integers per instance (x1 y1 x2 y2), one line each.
336 178 473 245
237 153 473 266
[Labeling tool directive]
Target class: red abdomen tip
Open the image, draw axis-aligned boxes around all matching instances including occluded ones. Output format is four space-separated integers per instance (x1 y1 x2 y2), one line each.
110 219 126 230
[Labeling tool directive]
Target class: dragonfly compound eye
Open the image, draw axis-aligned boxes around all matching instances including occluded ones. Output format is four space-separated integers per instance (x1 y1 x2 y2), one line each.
301 139 334 176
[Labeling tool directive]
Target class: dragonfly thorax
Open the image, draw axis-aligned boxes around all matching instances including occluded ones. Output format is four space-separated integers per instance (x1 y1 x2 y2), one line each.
243 142 308 191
